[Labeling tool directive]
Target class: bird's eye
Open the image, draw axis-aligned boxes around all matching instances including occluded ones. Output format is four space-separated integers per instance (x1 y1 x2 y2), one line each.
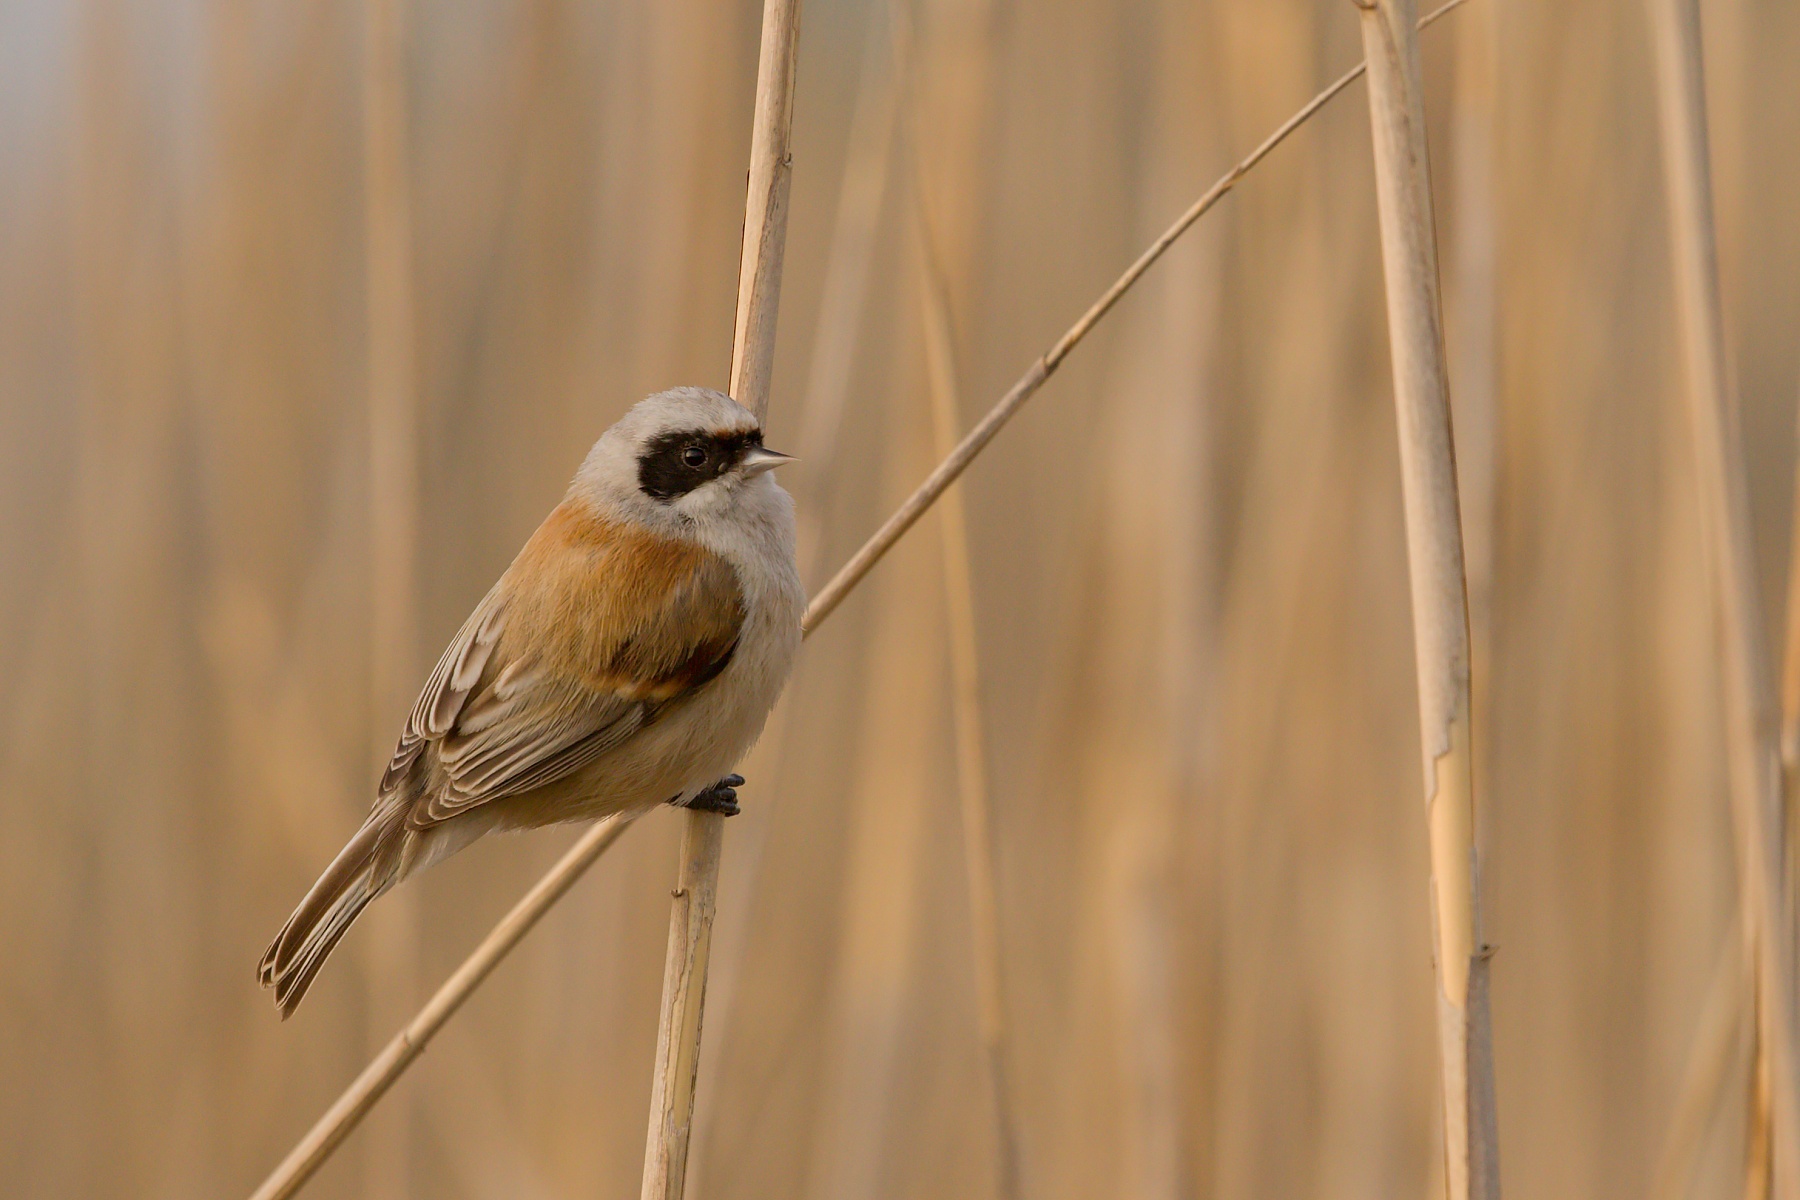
682 445 708 468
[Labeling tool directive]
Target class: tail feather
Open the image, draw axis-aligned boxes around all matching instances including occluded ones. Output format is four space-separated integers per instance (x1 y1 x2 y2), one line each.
259 814 400 1018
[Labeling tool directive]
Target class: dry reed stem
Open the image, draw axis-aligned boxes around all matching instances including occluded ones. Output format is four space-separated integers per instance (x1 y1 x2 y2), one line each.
640 2 803 1197
641 809 728 1200
911 172 1023 1200
246 815 634 1200
789 5 902 534
1779 390 1800 1200
361 0 420 1192
886 0 1021 1190
1755 1056 1777 1200
1782 381 1800 879
1449 0 1497 629
1644 1 1800 1194
1651 931 1754 1200
1774 376 1800 1200
727 0 804 429
1353 2 1497 1197
1448 0 1499 903
802 0 1474 633
688 14 902 1184
245 10 1479 1192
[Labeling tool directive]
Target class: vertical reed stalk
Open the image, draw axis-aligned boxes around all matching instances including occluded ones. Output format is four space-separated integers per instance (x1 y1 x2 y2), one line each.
912 192 1022 1200
1771 376 1800 1200
1644 2 1800 1196
1352 2 1497 1197
1651 932 1755 1200
640 2 802 1197
1782 385 1800 875
690 11 901 1183
889 0 1020 1189
1448 0 1498 863
1780 377 1800 1200
789 4 902 551
1783 379 1800 983
362 0 419 1193
245 24 1467 1191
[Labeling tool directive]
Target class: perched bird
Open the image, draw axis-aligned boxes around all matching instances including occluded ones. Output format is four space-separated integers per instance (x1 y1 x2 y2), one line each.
260 387 802 1017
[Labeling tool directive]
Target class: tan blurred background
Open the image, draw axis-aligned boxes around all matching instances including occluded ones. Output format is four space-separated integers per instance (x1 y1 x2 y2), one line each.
2 0 1798 1196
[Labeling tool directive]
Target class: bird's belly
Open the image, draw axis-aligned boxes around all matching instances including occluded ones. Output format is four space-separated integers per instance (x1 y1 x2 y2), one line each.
491 638 792 831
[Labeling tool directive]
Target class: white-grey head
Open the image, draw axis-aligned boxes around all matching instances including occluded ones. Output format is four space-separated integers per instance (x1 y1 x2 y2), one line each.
573 387 795 534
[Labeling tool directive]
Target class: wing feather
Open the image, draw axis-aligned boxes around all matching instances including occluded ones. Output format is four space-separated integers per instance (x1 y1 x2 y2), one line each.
381 501 744 828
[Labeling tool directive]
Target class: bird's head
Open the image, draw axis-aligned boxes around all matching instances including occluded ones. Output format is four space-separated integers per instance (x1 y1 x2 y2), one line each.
575 387 795 530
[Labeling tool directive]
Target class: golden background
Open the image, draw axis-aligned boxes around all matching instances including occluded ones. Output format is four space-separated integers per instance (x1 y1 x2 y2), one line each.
2 0 1796 1196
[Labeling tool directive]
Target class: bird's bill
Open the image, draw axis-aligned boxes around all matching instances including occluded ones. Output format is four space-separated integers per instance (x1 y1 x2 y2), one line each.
740 445 796 476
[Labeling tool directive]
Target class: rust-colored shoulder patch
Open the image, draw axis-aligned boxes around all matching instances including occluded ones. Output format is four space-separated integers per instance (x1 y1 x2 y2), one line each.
503 499 745 696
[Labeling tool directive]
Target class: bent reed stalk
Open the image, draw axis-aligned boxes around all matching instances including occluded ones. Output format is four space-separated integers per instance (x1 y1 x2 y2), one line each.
244 5 1476 1195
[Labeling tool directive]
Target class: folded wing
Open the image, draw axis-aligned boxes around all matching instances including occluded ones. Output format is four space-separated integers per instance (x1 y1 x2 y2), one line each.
384 501 745 827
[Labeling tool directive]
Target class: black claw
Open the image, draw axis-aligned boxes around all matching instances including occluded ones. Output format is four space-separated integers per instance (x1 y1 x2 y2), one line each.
680 777 743 816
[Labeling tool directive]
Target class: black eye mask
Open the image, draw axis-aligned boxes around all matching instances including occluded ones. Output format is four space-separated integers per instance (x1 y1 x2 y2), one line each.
637 428 764 501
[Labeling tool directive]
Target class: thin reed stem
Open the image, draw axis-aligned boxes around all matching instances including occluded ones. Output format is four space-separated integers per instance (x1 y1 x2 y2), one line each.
1771 375 1800 1200
911 164 1023 1200
1778 389 1800 1200
1651 933 1754 1200
1353 1 1496 1197
640 1 803 1197
244 10 1476 1193
688 11 903 1186
247 816 635 1200
803 0 1474 633
887 0 1021 1190
790 3 902 531
1448 0 1499 919
361 0 421 1192
1644 2 1800 1196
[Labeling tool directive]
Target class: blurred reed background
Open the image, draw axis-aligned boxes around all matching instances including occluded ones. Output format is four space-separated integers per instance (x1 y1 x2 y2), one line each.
2 0 1798 1197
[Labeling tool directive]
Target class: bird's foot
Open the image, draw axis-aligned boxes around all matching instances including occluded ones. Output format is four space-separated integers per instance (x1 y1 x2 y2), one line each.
675 774 745 816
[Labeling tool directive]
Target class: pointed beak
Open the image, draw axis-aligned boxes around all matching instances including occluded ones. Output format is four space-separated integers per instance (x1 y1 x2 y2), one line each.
740 445 796 476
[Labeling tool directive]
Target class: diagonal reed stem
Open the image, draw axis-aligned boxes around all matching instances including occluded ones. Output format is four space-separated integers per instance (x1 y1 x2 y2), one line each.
244 7 1475 1194
802 0 1473 633
247 815 634 1200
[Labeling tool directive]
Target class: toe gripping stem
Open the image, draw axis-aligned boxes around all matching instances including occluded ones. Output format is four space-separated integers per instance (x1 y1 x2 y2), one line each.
676 774 745 817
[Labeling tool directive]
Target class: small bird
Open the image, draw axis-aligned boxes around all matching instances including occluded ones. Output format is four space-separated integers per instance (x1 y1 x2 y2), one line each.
260 387 803 1016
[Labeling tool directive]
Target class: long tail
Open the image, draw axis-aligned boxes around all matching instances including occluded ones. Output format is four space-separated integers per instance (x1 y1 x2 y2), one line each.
259 812 404 1018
